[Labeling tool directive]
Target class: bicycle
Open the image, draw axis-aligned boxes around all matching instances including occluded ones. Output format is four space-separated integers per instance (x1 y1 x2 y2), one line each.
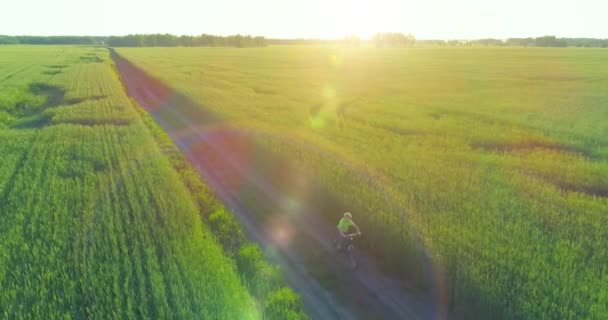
334 232 361 270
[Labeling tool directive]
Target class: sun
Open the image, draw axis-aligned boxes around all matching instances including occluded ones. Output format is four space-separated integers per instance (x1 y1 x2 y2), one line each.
326 0 383 39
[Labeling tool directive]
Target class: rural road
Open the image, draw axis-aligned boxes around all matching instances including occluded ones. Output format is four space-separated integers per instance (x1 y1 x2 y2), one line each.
113 52 445 320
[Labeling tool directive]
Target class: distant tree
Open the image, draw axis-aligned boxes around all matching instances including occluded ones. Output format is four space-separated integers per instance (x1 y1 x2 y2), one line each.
266 38 338 45
371 32 415 47
476 38 504 46
405 33 416 46
506 37 535 47
179 35 192 46
342 35 361 46
562 38 608 47
253 36 266 47
158 34 177 46
534 35 567 47
0 35 20 44
416 40 448 46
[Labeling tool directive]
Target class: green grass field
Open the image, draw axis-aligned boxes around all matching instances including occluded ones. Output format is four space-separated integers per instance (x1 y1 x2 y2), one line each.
0 46 310 319
117 46 608 319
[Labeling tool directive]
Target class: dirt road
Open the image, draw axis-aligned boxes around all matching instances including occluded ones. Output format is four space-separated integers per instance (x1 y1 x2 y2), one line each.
112 52 444 320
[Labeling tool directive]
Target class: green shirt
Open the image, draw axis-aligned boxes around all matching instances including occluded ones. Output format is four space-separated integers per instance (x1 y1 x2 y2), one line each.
337 218 354 233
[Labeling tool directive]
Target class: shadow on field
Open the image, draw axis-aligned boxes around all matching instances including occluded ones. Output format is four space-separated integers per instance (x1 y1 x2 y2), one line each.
562 184 608 198
10 83 66 128
472 141 608 197
9 82 111 129
64 95 107 105
43 70 62 76
111 50 460 319
80 54 104 63
58 144 109 179
471 140 588 157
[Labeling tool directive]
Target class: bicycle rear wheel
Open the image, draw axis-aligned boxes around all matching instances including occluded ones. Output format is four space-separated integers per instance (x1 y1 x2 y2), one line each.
347 246 358 270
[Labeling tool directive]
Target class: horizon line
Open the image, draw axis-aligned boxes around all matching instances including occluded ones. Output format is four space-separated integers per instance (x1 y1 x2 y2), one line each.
2 33 607 41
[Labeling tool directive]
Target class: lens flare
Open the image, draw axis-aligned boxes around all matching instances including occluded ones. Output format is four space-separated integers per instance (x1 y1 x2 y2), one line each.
310 84 341 129
281 197 301 213
310 114 326 129
265 215 296 249
329 53 344 68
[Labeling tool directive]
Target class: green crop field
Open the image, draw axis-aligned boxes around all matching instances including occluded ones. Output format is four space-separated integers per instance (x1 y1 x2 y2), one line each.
0 46 308 319
117 46 608 319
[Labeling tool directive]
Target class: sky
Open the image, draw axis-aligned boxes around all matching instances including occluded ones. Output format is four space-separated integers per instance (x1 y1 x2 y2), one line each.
2 0 607 39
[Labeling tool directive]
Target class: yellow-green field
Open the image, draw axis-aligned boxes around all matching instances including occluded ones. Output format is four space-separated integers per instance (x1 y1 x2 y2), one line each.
0 46 307 319
117 46 608 319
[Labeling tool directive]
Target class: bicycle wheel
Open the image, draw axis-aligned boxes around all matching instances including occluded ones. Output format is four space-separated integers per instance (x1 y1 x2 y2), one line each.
333 238 343 253
347 245 358 270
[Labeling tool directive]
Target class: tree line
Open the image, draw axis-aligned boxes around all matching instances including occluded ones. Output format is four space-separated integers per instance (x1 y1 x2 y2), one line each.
3 34 608 48
419 36 608 47
106 34 266 47
0 36 103 45
370 32 416 47
269 33 416 47
0 34 267 47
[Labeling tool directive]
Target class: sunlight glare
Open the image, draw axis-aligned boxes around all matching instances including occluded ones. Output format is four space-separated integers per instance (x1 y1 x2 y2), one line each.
327 0 384 39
